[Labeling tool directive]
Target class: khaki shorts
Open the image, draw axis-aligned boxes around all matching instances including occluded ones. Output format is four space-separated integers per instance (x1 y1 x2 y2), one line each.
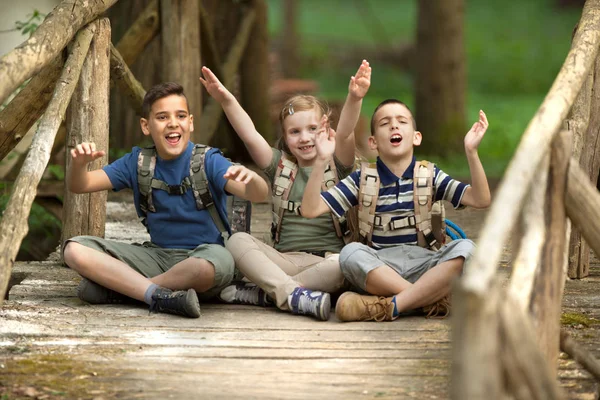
67 236 236 300
338 239 475 292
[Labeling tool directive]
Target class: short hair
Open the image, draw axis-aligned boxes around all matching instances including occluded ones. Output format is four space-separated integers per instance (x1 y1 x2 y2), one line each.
370 99 416 135
142 82 188 118
277 95 331 155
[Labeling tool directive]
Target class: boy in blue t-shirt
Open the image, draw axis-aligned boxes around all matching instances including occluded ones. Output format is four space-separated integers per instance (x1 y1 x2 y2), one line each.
301 99 491 322
62 82 269 318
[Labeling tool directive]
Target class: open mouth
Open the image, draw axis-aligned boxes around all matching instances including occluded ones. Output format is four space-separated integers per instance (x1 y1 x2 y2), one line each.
390 134 402 145
165 133 181 145
298 145 314 152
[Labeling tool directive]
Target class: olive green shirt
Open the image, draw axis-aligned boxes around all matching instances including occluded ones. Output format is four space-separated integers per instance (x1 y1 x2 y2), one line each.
264 148 354 253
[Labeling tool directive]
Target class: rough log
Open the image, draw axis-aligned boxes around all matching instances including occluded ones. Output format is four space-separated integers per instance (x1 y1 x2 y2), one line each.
0 24 95 305
507 154 549 311
202 9 256 143
566 161 600 258
110 44 146 116
529 130 571 374
462 0 600 295
0 0 118 106
560 330 600 381
61 19 111 249
160 0 202 140
451 281 502 399
115 0 159 66
499 295 565 399
0 56 64 163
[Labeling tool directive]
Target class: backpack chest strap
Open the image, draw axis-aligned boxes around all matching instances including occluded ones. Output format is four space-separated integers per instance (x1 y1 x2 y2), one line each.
374 214 417 232
358 163 380 246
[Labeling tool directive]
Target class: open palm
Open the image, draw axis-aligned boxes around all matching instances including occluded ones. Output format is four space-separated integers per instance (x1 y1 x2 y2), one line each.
349 60 371 99
199 66 228 103
464 110 489 152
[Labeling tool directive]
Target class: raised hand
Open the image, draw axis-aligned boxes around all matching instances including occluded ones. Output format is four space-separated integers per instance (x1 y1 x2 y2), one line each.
348 59 371 100
223 165 258 185
464 110 489 152
315 115 336 161
70 142 105 167
199 66 229 103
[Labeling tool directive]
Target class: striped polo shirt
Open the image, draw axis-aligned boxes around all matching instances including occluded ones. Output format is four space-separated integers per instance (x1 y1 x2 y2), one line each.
321 156 469 249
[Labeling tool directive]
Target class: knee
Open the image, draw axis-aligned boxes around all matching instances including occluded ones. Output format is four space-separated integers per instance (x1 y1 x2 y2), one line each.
339 242 368 275
225 232 254 258
62 241 85 271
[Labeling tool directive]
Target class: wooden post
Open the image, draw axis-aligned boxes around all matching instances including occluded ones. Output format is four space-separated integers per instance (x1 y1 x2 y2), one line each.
566 161 600 258
160 0 202 141
0 24 95 305
61 19 111 249
451 281 502 399
240 0 273 145
529 130 571 374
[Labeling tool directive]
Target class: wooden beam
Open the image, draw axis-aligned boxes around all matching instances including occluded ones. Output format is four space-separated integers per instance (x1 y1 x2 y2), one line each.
560 330 600 382
0 23 95 305
115 0 159 67
462 0 600 295
160 0 202 141
0 0 118 106
110 44 146 116
202 9 256 143
61 19 111 249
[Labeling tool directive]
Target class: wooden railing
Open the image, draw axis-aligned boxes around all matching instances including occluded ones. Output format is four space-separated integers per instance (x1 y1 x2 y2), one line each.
451 1 600 398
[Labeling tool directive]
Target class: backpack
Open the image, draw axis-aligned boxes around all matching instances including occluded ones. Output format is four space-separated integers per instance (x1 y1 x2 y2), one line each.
357 160 447 250
270 153 356 245
137 144 251 241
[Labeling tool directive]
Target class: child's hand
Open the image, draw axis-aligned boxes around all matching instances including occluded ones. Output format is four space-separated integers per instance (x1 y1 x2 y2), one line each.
199 66 229 103
315 115 336 162
348 60 371 100
464 110 489 153
224 165 258 184
70 142 105 166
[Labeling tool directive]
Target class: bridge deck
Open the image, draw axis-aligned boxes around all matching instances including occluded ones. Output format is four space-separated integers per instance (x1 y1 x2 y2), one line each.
1 196 599 399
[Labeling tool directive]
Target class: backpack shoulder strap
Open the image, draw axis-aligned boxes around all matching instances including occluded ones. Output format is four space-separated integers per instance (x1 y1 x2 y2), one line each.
137 146 158 226
414 160 440 249
190 144 230 242
271 152 299 243
357 161 379 246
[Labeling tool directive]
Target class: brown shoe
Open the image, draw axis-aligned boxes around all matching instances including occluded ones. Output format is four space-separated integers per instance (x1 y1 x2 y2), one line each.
335 292 396 322
422 295 451 319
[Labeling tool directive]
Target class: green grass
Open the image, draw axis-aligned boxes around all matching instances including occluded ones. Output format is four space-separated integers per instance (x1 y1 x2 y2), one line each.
266 0 582 178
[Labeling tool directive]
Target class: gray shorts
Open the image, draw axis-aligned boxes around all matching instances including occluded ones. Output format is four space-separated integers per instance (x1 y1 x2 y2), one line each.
67 236 236 300
338 239 475 292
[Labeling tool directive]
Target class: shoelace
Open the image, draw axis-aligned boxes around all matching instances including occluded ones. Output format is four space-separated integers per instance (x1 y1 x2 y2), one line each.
360 297 389 322
235 285 262 305
297 291 319 316
149 290 184 314
423 296 451 319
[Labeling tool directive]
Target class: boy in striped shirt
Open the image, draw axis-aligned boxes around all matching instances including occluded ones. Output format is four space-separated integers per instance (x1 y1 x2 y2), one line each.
301 99 491 322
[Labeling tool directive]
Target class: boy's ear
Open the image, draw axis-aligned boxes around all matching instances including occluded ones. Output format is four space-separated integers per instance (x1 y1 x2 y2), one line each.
189 114 194 132
368 135 378 151
140 118 150 136
413 131 422 146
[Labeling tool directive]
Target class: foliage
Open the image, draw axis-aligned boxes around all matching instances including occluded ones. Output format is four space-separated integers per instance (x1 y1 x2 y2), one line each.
46 164 65 181
14 10 46 37
266 0 582 178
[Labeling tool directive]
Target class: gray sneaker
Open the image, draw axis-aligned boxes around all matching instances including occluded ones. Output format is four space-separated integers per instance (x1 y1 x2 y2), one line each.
77 278 130 304
149 288 201 318
219 282 273 307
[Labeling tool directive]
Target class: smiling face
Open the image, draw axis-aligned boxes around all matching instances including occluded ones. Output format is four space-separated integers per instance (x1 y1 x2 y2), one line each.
140 94 193 160
282 109 322 166
369 102 421 161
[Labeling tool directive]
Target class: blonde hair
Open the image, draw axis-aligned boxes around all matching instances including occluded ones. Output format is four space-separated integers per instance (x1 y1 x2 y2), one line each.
277 95 331 155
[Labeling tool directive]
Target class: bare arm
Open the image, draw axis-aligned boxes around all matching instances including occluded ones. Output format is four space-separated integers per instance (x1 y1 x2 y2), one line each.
223 165 269 203
200 67 273 169
460 110 491 209
335 60 371 167
67 142 113 193
301 126 336 218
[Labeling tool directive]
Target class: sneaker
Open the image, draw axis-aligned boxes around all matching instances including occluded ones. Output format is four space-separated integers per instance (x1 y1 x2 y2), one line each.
288 287 331 321
422 296 451 319
149 288 201 318
77 278 130 304
219 282 273 307
335 292 396 322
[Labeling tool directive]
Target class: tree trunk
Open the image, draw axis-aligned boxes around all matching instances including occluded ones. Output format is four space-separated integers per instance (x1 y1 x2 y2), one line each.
415 0 466 155
0 23 95 305
160 0 202 142
61 19 111 250
115 0 159 67
0 0 118 106
280 0 299 78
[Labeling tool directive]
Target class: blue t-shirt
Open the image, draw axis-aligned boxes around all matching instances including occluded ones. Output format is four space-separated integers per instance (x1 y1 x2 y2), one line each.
103 142 232 249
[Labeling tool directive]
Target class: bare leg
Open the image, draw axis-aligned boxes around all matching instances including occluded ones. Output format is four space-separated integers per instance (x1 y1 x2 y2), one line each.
151 258 215 293
365 265 413 296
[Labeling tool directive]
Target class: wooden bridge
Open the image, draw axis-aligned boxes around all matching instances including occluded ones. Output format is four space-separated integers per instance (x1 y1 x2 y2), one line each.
2 0 600 398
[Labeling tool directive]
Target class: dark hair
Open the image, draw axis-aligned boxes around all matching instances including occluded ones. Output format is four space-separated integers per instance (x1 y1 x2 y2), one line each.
370 99 416 135
142 82 188 118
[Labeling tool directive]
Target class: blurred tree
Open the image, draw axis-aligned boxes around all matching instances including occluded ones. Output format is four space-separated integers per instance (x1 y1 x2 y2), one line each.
415 0 466 156
280 0 299 78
